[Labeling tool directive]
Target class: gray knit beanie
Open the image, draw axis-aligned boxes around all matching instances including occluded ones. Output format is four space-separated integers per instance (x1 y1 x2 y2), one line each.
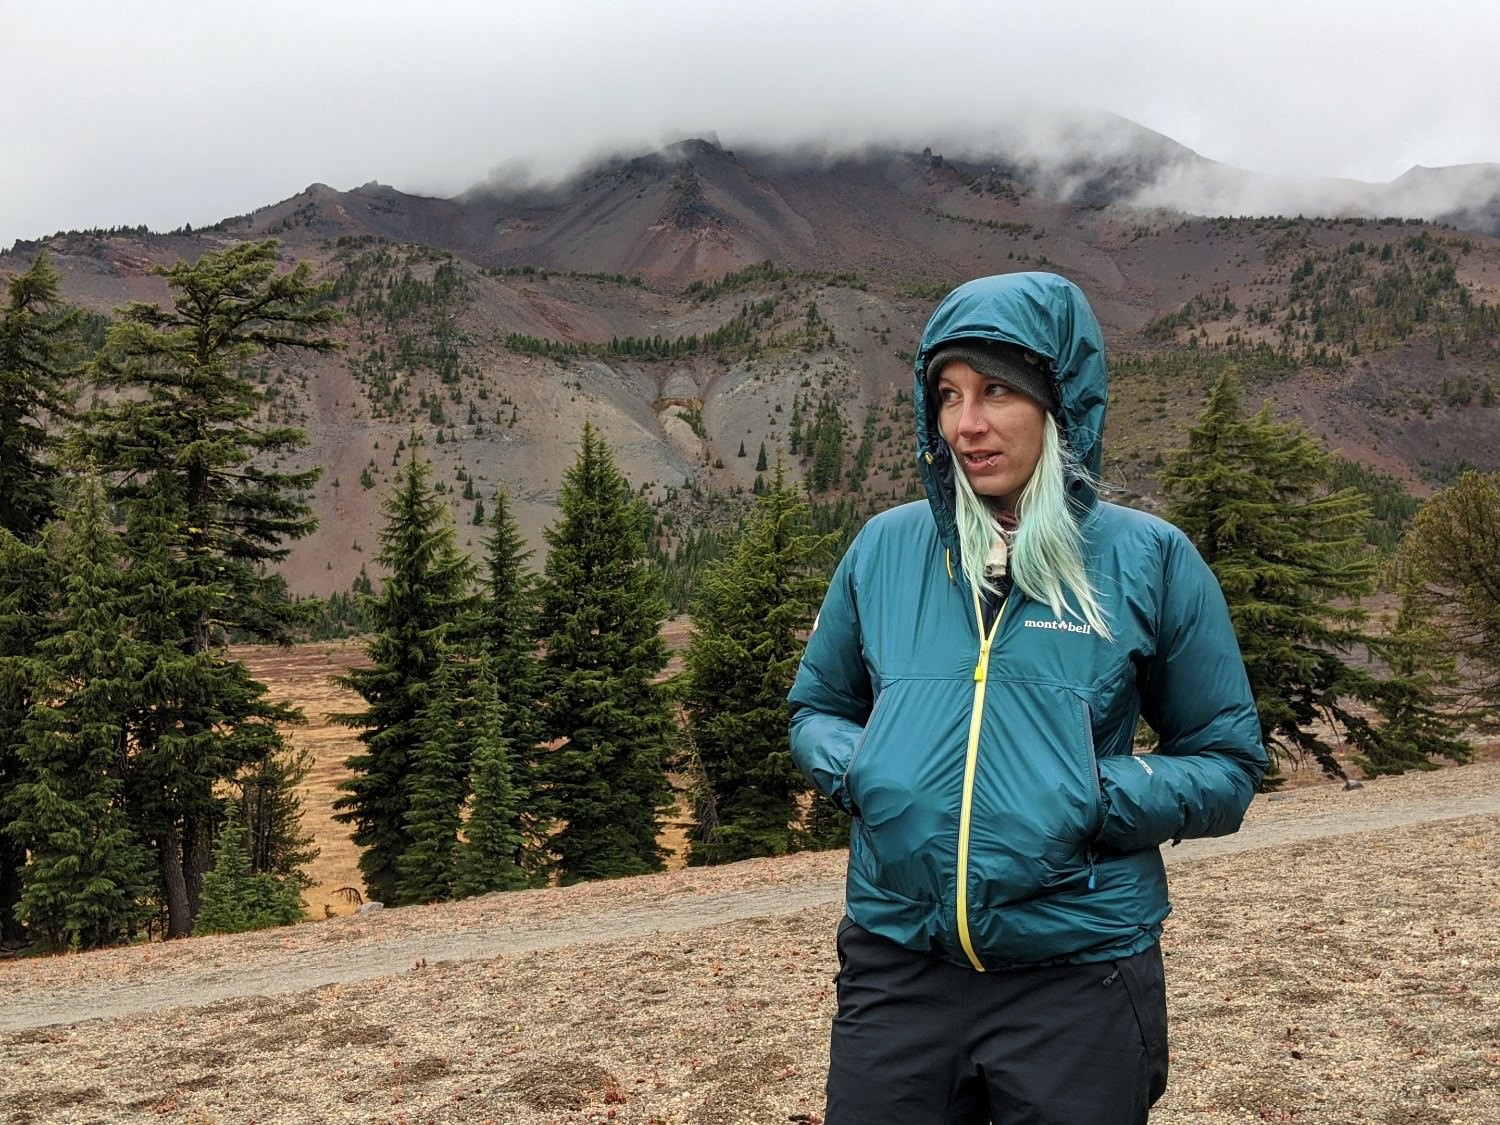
925 342 1056 415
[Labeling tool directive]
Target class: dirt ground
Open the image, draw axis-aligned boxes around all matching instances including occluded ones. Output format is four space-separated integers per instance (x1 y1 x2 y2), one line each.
1 760 1496 1124
231 640 372 920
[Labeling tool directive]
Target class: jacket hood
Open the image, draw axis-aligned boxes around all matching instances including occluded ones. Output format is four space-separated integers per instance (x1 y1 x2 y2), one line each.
914 272 1109 547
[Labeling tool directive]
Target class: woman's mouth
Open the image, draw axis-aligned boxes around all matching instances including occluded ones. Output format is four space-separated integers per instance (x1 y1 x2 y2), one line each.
961 452 1001 468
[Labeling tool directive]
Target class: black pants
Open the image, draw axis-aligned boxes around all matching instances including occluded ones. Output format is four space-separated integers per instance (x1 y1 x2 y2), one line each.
826 918 1169 1125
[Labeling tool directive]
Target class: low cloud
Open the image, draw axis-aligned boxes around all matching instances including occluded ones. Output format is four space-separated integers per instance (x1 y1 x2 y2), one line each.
1126 157 1500 234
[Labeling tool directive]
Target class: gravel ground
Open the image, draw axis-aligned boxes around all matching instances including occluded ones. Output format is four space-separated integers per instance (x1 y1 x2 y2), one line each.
1 762 1497 1124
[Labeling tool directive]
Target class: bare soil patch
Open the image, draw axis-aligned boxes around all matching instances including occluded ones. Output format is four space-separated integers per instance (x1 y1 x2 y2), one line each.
1 763 1496 1124
235 641 372 920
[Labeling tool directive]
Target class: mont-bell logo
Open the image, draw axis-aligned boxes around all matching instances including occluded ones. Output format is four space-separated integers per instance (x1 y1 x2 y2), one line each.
1023 617 1094 636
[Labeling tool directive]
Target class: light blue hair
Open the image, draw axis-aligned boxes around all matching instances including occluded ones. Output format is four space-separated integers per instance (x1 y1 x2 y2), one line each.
951 415 1113 640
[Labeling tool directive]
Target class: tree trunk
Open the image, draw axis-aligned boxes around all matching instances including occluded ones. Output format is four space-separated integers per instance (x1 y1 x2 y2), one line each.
184 815 211 921
161 828 193 939
0 836 25 945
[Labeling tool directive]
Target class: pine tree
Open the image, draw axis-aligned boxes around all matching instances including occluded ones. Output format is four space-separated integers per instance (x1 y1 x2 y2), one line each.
0 531 52 945
6 478 153 950
78 239 337 936
194 798 305 935
0 253 81 945
123 503 301 935
193 803 254 936
478 487 546 882
1160 371 1382 778
84 238 337 647
808 397 845 492
535 422 674 883
335 445 476 904
238 746 320 885
680 464 833 863
453 668 527 897
394 646 468 904
1350 563 1472 774
0 253 78 536
1394 470 1500 723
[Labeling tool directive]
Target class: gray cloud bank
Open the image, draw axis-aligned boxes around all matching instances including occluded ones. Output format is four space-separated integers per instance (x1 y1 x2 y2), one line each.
461 111 1500 238
4 0 1498 248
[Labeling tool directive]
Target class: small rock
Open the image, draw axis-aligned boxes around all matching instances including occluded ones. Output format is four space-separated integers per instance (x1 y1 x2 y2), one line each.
1343 779 1364 791
357 901 385 914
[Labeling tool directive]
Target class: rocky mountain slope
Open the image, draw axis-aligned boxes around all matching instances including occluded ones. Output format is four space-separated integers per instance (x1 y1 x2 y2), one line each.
4 130 1499 595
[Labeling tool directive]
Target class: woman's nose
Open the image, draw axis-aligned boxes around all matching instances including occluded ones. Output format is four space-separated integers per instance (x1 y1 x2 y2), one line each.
957 398 988 435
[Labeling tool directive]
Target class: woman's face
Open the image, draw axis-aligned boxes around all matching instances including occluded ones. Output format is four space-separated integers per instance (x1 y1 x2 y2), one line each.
935 360 1047 512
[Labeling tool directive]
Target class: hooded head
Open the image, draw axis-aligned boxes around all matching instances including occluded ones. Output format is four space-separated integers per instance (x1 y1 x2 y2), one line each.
913 272 1109 546
924 341 1057 417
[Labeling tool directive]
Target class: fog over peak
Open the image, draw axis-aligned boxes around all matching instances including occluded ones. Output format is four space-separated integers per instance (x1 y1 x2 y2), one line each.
1120 155 1500 231
4 1 1498 249
455 111 1499 239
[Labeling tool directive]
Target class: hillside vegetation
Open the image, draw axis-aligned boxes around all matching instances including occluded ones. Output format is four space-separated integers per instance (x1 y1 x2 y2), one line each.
3 140 1497 596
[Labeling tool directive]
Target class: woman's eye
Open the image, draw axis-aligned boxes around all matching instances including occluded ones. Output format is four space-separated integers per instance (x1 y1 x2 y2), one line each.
986 382 1011 398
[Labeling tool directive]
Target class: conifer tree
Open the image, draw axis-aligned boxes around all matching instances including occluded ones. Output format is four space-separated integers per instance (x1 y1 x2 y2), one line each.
0 253 78 536
680 464 832 863
6 478 153 950
192 806 254 936
122 496 301 935
78 239 337 935
453 667 527 897
1395 470 1500 723
478 487 546 882
535 422 674 883
808 397 845 492
0 531 51 944
394 646 468 904
194 798 304 935
1160 371 1382 778
335 445 476 903
85 239 337 647
0 253 80 944
238 746 320 885
1350 565 1472 774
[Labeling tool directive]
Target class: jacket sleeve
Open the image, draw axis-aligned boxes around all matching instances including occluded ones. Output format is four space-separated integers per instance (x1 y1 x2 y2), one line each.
787 540 874 815
1095 529 1267 852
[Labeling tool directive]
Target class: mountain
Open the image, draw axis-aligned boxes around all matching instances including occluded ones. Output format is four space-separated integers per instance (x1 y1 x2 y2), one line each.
4 124 1499 596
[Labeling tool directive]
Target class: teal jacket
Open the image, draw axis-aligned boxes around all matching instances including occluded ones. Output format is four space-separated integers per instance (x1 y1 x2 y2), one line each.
788 272 1266 971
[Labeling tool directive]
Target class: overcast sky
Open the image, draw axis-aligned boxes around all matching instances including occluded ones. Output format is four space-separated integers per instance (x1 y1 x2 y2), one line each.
4 0 1498 250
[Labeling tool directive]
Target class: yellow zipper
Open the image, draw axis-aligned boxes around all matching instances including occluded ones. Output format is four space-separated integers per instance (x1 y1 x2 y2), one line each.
956 586 1004 972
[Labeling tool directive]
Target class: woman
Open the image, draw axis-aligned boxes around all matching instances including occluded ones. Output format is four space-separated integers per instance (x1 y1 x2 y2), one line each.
788 272 1267 1124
